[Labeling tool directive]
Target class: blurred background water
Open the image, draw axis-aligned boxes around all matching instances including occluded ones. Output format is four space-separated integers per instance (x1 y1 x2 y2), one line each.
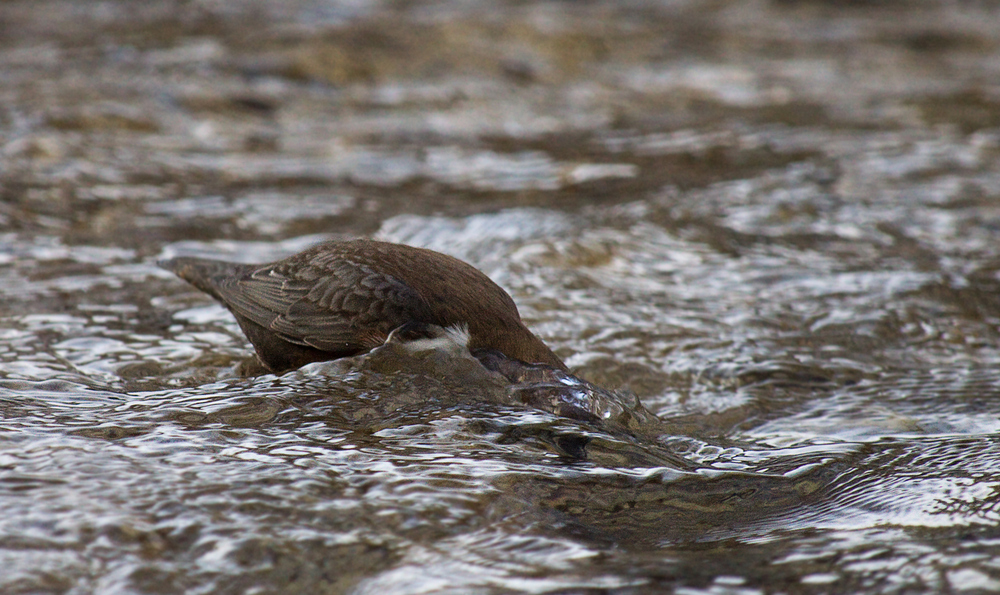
3 0 1000 593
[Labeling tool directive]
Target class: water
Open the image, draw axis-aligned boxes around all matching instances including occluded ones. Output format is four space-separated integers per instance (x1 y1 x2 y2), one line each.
3 0 1000 593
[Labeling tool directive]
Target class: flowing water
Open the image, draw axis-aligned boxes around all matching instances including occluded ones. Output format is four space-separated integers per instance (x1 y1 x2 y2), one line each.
3 1 1000 593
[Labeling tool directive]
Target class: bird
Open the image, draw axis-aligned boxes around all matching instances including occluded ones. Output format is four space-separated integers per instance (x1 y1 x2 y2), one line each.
160 238 567 374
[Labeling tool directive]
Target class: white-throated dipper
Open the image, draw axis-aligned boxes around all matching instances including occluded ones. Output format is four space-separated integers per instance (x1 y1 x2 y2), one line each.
160 239 567 374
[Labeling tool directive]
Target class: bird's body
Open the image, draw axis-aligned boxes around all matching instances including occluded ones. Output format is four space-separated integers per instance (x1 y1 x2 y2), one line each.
161 239 566 374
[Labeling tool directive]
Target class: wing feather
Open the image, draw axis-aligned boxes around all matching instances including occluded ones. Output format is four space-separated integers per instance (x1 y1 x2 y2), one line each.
207 260 431 352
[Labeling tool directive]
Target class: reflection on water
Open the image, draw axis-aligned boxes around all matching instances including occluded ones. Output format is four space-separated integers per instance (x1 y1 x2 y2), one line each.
4 0 1000 592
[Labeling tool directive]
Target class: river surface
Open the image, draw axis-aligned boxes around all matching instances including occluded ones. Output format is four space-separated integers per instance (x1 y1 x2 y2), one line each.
3 1 1000 593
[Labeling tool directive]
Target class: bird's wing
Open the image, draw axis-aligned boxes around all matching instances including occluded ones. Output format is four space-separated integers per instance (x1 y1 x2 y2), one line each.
212 259 431 352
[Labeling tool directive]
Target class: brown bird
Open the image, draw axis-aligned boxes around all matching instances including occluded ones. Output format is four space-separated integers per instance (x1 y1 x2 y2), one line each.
160 239 566 374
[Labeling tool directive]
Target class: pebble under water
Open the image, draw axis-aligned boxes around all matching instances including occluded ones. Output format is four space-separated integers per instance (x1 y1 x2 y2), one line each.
3 1 1000 593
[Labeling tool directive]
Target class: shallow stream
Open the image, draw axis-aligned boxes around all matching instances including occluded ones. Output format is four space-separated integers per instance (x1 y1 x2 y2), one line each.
3 1 1000 593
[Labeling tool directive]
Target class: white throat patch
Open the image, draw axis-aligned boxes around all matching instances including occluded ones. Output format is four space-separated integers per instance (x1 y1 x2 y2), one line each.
399 323 470 353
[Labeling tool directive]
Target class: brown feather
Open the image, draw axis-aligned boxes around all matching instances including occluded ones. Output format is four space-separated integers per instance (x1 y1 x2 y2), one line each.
160 239 566 374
